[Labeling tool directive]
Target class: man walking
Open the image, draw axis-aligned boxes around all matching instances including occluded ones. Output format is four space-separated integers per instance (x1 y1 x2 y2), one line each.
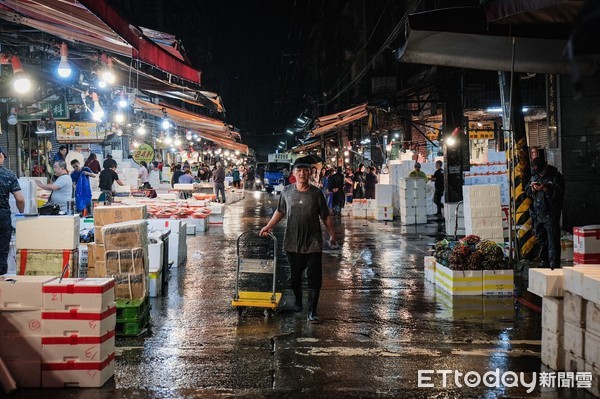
430 160 444 218
0 147 24 275
260 156 337 323
213 162 226 203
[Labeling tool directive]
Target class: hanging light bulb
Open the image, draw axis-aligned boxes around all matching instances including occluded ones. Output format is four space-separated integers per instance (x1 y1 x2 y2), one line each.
164 135 173 145
174 135 182 146
132 140 140 148
114 111 124 123
118 91 128 108
57 43 72 78
91 92 104 121
136 121 147 136
101 54 115 85
11 56 31 94
7 108 18 126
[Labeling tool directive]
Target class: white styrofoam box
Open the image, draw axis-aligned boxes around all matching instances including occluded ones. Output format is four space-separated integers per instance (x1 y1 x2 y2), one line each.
574 225 600 255
366 199 377 211
587 301 600 336
401 213 427 225
0 310 43 336
148 242 163 272
435 262 483 295
541 328 564 370
542 297 564 334
174 183 195 191
482 270 514 295
399 195 422 208
41 330 115 363
466 227 505 243
564 321 585 358
564 291 586 328
424 256 436 282
398 177 426 190
0 275 57 310
463 206 503 220
378 174 390 184
565 351 585 372
375 184 393 206
464 217 502 230
585 363 600 398
463 197 501 209
149 268 162 297
147 219 184 234
444 202 464 218
42 306 116 337
185 217 208 232
374 210 393 221
528 268 564 298
186 224 196 235
42 353 114 388
157 193 177 200
583 274 600 304
463 184 500 199
42 278 115 312
585 330 600 367
5 359 41 388
16 215 80 250
207 203 225 214
352 200 369 211
0 335 41 362
563 266 600 297
209 213 224 225
168 234 187 267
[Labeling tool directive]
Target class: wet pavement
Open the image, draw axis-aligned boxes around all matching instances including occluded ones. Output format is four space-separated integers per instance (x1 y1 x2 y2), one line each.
10 191 597 398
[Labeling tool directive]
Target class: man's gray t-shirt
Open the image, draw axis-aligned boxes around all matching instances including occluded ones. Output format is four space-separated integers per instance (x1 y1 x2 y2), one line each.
277 184 330 253
48 174 73 213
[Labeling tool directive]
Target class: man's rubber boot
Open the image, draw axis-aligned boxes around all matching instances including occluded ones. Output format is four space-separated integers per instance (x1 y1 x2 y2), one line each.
307 289 320 324
292 288 303 312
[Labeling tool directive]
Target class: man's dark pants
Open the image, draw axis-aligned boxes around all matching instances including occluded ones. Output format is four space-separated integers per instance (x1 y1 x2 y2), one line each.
0 210 13 275
534 214 561 269
287 252 322 311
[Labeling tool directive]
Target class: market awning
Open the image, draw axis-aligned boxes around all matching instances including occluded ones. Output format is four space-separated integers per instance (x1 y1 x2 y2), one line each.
134 98 248 154
395 5 600 75
290 140 321 154
309 103 368 138
0 0 202 85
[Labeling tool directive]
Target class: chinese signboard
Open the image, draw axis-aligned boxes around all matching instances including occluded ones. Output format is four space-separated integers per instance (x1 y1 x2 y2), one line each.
546 74 558 148
468 121 495 140
56 121 106 143
17 95 69 121
132 144 155 165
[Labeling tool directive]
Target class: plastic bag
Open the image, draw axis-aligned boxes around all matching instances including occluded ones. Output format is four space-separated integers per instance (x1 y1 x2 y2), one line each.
75 173 92 212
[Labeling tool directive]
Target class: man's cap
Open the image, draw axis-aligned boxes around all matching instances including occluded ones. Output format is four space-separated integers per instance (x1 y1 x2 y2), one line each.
531 157 547 174
0 146 5 157
293 155 322 169
414 162 421 168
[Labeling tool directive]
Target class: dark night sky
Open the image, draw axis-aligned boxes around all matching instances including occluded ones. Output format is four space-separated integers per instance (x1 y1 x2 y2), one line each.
122 0 331 157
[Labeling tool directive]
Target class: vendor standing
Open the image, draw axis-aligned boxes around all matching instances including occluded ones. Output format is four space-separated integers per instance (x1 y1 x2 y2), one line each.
99 159 124 205
0 146 24 275
35 161 72 213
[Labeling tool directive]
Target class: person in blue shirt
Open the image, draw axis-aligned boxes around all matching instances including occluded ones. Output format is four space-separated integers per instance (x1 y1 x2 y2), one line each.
70 159 96 215
54 145 68 163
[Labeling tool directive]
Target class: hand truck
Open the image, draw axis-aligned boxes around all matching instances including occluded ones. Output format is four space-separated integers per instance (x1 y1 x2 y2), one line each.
231 231 282 316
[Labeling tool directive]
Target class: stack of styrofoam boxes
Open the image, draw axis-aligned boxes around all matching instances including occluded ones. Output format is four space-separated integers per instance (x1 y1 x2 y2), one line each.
185 214 209 232
208 203 225 226
424 255 436 282
373 184 393 221
388 161 403 218
120 167 139 189
102 220 149 301
148 169 160 188
41 278 116 387
147 231 165 297
0 276 56 387
15 215 80 277
10 178 37 226
398 178 427 225
562 265 600 397
352 199 369 219
573 225 600 265
463 185 504 243
444 202 465 236
148 219 187 268
528 268 566 370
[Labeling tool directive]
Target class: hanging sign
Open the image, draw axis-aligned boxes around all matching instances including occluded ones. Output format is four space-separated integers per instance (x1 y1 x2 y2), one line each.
16 94 69 121
468 121 495 140
56 121 106 143
132 144 155 165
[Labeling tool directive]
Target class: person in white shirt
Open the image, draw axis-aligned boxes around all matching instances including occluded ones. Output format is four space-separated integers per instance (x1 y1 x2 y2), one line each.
35 161 72 213
138 161 151 189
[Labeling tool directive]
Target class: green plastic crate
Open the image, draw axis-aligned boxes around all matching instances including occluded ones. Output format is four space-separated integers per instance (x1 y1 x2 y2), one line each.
116 296 150 322
116 308 150 336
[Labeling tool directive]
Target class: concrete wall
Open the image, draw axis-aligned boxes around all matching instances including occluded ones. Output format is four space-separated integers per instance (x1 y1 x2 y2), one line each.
560 75 600 231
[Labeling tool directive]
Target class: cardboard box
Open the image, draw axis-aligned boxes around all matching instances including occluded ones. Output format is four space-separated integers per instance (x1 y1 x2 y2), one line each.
110 273 147 300
42 352 114 388
435 262 483 296
564 291 586 328
0 275 56 310
16 215 79 250
101 220 148 251
42 278 115 312
528 268 564 298
587 301 600 336
16 249 78 278
584 330 600 368
105 248 147 275
542 297 564 334
541 328 564 370
93 205 147 227
574 225 600 253
564 321 585 358
42 306 116 337
482 270 514 295
0 310 43 336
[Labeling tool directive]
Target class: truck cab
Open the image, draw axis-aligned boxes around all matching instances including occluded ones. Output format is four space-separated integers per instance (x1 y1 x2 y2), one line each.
263 161 290 193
